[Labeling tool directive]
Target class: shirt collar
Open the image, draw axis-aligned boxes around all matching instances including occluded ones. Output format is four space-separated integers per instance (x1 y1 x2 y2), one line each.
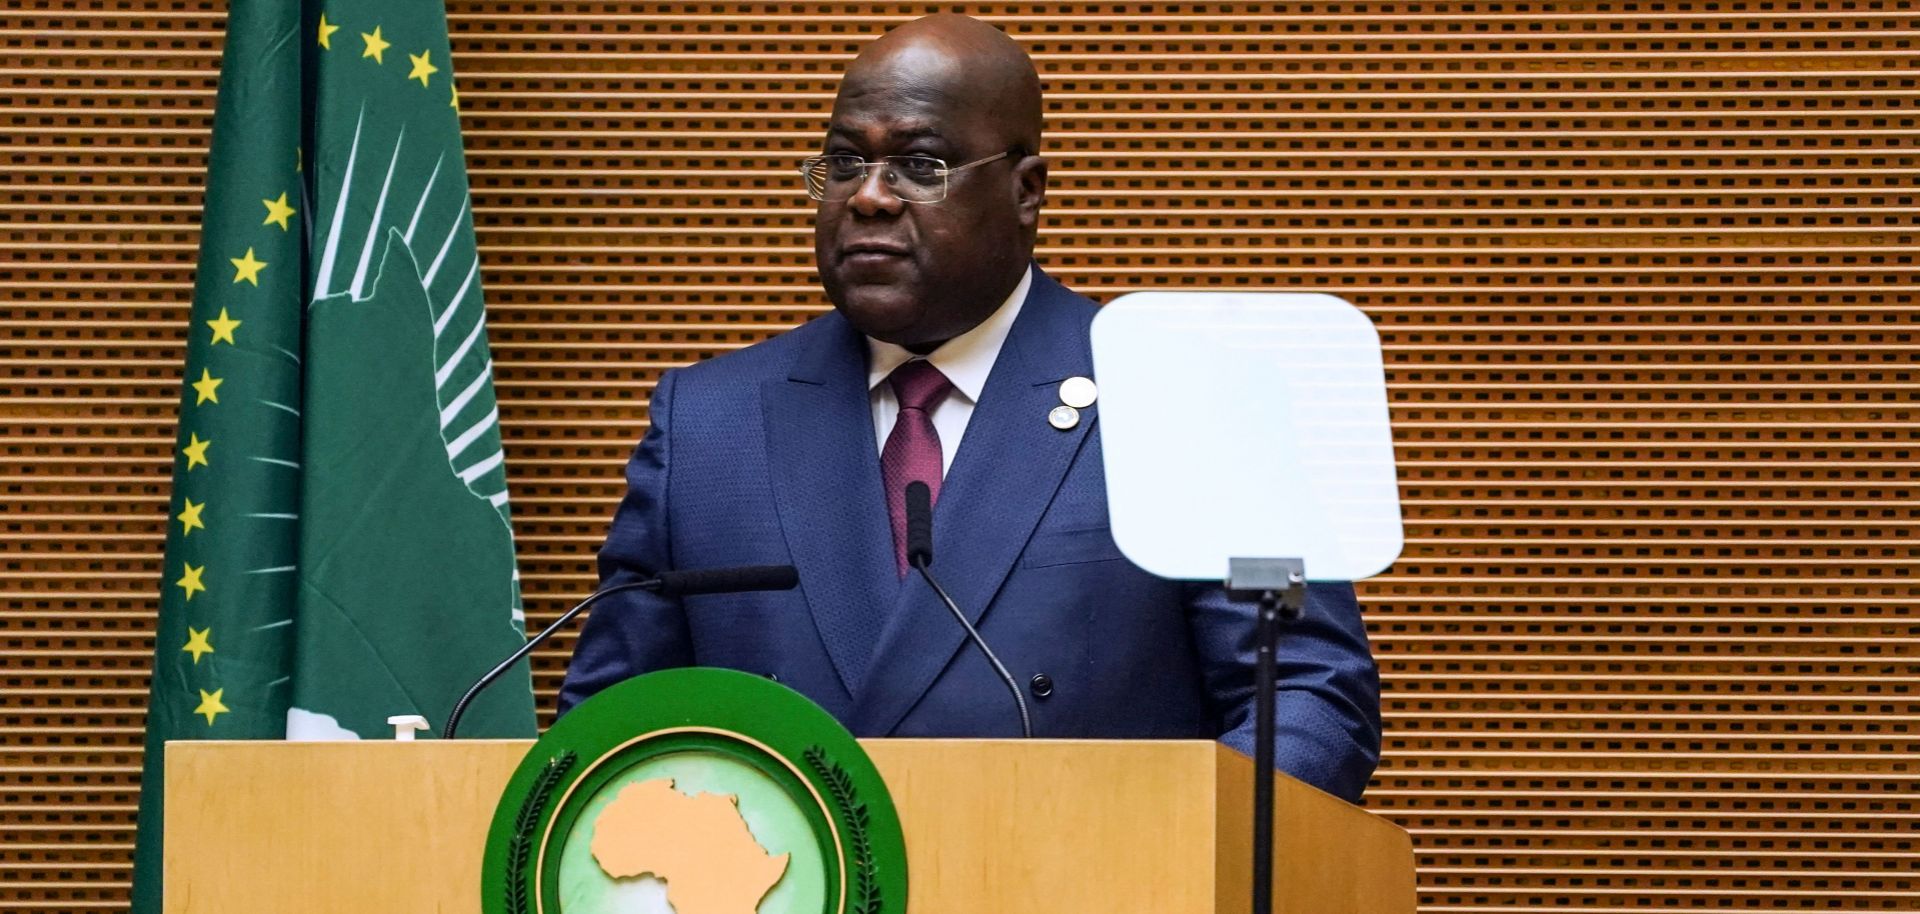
865 264 1032 403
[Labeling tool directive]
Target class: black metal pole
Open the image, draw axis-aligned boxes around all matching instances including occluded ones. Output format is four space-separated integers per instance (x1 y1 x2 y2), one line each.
1252 589 1280 914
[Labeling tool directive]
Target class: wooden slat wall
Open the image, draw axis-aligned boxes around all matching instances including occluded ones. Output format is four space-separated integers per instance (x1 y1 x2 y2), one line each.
3 1 1916 910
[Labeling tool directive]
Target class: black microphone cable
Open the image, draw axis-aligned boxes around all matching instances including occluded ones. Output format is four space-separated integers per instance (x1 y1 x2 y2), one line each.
442 564 798 739
905 481 1033 739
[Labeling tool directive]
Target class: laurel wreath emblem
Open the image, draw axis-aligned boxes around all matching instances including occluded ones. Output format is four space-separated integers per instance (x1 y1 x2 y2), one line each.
504 751 576 914
500 744 883 913
805 745 882 914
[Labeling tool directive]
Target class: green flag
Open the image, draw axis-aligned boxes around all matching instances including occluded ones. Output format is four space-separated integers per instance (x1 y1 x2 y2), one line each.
132 1 534 908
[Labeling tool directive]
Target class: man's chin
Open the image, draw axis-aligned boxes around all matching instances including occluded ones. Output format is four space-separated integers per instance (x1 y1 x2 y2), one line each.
832 284 924 342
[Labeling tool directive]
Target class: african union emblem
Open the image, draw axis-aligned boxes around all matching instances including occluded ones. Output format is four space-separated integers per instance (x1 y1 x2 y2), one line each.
483 669 908 914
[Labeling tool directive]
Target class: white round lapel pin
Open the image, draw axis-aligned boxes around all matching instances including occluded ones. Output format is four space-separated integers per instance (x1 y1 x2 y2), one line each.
1048 405 1080 430
1059 376 1098 409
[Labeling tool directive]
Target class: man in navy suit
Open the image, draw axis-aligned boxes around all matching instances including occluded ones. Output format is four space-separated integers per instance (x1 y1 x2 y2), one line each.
559 14 1382 802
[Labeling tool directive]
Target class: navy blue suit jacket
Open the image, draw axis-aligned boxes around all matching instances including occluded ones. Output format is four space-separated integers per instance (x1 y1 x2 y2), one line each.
558 269 1383 802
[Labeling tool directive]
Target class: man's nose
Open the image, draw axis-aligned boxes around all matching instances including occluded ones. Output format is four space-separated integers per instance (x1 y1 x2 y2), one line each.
846 164 906 217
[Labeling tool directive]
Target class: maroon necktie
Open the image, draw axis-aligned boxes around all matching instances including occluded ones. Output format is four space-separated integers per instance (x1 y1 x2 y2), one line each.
881 359 953 577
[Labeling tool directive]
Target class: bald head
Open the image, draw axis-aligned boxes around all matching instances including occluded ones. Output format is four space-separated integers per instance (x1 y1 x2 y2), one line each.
813 14 1050 350
838 14 1043 156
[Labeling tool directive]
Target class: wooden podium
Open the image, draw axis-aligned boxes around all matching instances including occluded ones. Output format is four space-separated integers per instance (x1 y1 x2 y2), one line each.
165 739 1413 913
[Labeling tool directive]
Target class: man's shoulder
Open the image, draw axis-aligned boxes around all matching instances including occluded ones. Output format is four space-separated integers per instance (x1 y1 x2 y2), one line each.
1023 267 1101 336
667 309 848 388
1035 270 1101 315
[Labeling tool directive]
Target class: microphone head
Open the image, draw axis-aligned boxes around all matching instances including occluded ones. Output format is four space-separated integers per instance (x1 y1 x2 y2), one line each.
656 564 799 597
904 481 934 566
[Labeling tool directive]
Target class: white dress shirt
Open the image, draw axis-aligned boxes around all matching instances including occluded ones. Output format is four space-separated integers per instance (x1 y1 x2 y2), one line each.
866 265 1033 477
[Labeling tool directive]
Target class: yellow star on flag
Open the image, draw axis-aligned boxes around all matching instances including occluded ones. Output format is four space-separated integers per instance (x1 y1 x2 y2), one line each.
449 85 460 111
261 192 296 231
182 432 211 470
230 247 267 286
176 562 206 601
317 13 340 49
182 627 214 664
191 367 222 405
207 308 241 345
361 26 389 63
176 498 206 535
194 688 229 725
407 50 438 87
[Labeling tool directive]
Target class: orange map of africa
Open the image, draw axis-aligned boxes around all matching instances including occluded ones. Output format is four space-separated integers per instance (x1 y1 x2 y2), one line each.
590 778 791 914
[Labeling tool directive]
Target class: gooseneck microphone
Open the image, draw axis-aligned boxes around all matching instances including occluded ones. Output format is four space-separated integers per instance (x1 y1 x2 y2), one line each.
655 564 799 598
441 564 799 739
904 481 1033 739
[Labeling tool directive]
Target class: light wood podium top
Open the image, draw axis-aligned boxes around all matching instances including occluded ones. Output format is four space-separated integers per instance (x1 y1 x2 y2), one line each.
165 738 1412 914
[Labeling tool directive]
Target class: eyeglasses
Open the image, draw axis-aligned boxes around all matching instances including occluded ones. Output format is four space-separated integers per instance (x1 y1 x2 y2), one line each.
799 149 1019 204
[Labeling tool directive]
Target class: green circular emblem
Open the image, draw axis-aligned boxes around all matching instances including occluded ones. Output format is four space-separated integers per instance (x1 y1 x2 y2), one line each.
482 668 907 914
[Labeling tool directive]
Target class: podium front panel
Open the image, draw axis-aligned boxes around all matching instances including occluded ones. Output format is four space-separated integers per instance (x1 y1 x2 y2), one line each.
165 739 1411 913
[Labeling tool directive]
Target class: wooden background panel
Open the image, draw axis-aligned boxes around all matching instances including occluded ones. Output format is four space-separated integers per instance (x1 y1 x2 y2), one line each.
3 1 1918 910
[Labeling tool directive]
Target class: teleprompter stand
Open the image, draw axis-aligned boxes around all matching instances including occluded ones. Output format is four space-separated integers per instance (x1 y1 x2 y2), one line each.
1092 290 1408 912
1229 556 1309 914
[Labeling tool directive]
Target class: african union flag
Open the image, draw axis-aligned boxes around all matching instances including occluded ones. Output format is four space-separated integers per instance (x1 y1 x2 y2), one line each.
131 1 536 909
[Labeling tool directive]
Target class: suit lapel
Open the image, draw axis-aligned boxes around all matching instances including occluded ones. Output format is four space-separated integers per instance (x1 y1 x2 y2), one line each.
762 312 898 697
851 270 1097 735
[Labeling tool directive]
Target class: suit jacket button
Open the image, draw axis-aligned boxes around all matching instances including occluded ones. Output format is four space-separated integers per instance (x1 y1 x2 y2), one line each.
1029 673 1054 699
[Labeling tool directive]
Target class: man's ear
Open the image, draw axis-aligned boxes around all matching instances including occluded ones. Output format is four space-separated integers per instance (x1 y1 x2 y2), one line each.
1013 155 1048 228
